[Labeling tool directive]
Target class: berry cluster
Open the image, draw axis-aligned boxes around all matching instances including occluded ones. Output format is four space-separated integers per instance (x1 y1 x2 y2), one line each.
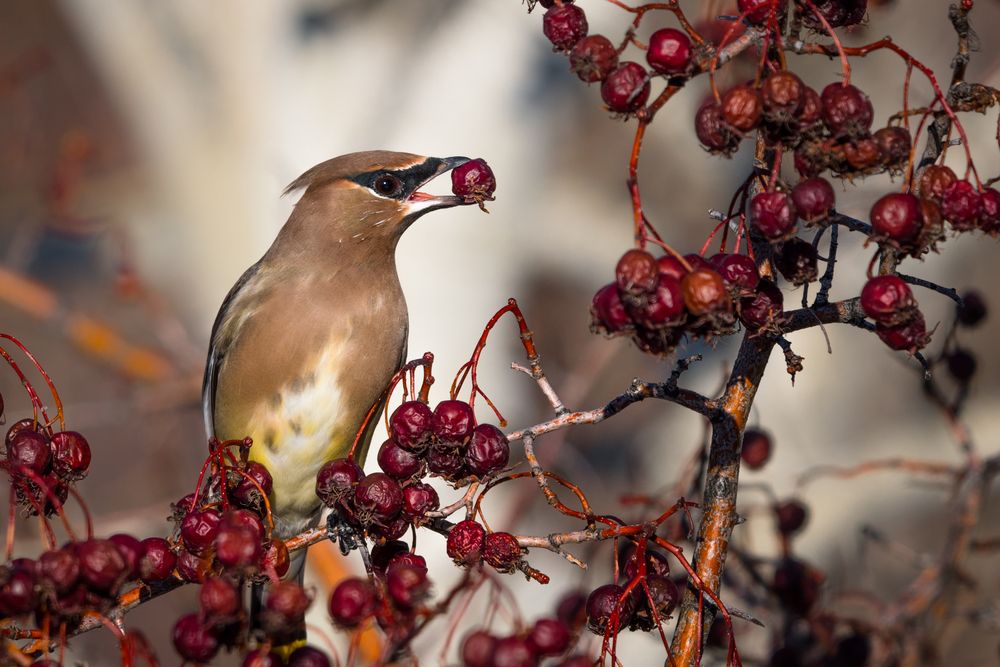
584 544 680 636
316 399 509 543
460 612 581 667
4 418 91 516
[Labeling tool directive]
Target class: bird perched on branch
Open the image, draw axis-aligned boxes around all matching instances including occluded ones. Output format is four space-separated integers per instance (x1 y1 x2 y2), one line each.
202 150 474 642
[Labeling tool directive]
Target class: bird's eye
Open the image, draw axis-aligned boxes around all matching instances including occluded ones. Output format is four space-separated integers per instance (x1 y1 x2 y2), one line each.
373 173 403 197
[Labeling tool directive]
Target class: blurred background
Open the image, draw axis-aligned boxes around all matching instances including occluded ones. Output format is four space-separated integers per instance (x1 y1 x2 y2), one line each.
1 0 999 664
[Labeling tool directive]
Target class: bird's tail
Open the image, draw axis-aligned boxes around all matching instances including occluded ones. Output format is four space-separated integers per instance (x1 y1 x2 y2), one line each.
251 549 309 658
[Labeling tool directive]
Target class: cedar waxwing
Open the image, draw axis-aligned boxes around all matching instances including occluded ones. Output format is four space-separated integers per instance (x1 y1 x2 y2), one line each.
201 151 473 635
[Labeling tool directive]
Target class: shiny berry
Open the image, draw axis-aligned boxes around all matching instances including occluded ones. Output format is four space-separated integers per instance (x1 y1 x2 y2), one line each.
791 177 835 223
586 584 634 635
762 70 805 123
616 249 659 296
695 102 739 154
172 613 219 663
242 649 282 667
775 499 809 535
941 180 983 231
918 164 957 203
315 458 364 506
492 636 537 667
860 275 915 326
5 418 36 449
646 28 691 74
464 424 510 476
876 311 930 353
528 618 571 656
797 85 823 129
542 4 588 52
389 552 427 573
389 401 434 452
451 159 496 200
462 630 497 667
181 509 222 555
139 537 176 582
233 462 273 508
48 431 91 480
721 84 763 132
629 275 685 328
958 290 987 327
386 563 430 609
0 567 37 616
109 533 143 579
682 269 730 316
215 525 262 569
740 428 772 470
591 283 631 334
739 279 784 331
353 472 403 524
7 430 51 476
76 538 127 593
39 547 80 594
200 576 240 619
871 192 922 243
601 62 650 113
751 191 797 240
176 548 212 583
570 35 618 82
738 0 783 23
644 574 680 619
775 238 818 285
222 508 265 543
447 520 486 565
288 647 332 667
483 532 521 572
402 482 440 518
263 539 290 578
432 400 475 443
820 83 873 138
329 577 376 628
377 439 423 480
717 254 759 291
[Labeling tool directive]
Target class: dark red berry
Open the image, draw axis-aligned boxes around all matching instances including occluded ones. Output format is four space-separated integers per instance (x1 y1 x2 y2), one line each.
7 430 51 476
569 35 618 82
39 547 80 594
76 538 128 593
553 657 592 667
791 177 835 223
222 508 265 543
242 649 282 667
462 630 497 667
874 126 911 169
369 540 409 576
139 537 176 582
946 348 976 383
586 584 634 635
644 574 680 619
402 482 440 518
628 275 685 328
775 238 818 285
386 563 430 609
264 581 311 633
0 567 37 616
876 311 930 353
739 279 784 331
681 269 730 316
601 62 650 113
556 591 588 628
389 401 434 452
918 164 957 203
315 458 364 507
620 545 670 581
288 646 333 667
542 4 588 51
432 400 476 444
740 429 772 470
528 618 571 656
353 472 403 524
762 70 805 123
215 525 262 569
844 136 882 171
538 0 575 7
181 509 222 555
48 431 91 480
721 84 763 133
176 548 212 583
389 551 427 572
860 275 915 326
5 419 37 449
591 283 631 334
233 462 273 508
958 290 987 327
941 180 983 231
751 191 797 240
483 532 522 572
109 533 143 579
646 28 691 74
200 576 240 619
464 424 510 476
426 444 466 479
772 558 823 615
616 249 659 296
820 83 873 138
871 192 922 243
717 254 759 291
492 636 538 667
657 255 689 282
801 0 868 29
451 159 496 201
172 613 219 663
447 520 486 565
797 86 823 129
978 188 1000 233
377 439 423 480
775 499 809 535
329 577 376 628
695 102 740 154
738 0 783 23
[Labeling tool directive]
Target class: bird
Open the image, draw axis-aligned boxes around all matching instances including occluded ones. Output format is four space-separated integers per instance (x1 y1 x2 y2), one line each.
201 150 473 642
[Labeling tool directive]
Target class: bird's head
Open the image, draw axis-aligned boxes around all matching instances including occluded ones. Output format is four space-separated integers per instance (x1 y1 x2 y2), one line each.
281 151 475 245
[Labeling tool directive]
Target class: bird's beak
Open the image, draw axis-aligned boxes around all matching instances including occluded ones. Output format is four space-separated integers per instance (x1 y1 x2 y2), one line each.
404 156 473 215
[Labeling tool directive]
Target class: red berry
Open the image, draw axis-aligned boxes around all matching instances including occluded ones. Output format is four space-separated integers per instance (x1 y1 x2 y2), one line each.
76 538 128 594
432 400 476 444
315 458 364 507
871 192 922 243
957 290 987 327
797 85 823 129
740 428 772 470
389 551 427 572
222 508 265 543
353 472 403 524
462 630 497 667
5 418 36 449
288 646 332 667
874 126 911 170
242 649 282 667
918 164 957 203
820 83 873 138
738 279 784 331
386 563 430 609
139 537 176 582
175 548 212 583
586 584 634 634
601 62 650 113
389 401 434 452
451 159 496 201
620 544 671 581
377 439 423 480
721 84 763 133
978 188 1000 233
761 70 805 123
528 618 572 656
802 0 868 29
717 254 759 291
329 577 376 628
426 444 466 479
172 613 219 663
775 499 809 535
569 35 618 82
214 525 262 569
682 269 731 316
0 566 37 617
181 509 222 555
643 575 680 620
590 283 631 334
860 275 915 326
39 547 80 594
447 520 486 565
200 576 240 620
695 102 740 154
556 590 588 628
542 4 588 52
941 179 983 231
492 636 538 667
751 191 797 240
657 255 689 282
876 311 930 353
791 177 835 223
369 540 409 575
262 539 290 578
646 28 691 74
7 430 51 476
774 238 818 285
402 482 440 518
264 581 311 634
48 431 91 480
628 275 685 328
109 533 143 579
233 462 273 509
844 137 881 171
464 424 510 476
483 532 522 572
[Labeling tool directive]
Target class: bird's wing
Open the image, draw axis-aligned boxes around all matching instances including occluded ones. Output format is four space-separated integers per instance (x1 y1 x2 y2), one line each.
202 261 264 437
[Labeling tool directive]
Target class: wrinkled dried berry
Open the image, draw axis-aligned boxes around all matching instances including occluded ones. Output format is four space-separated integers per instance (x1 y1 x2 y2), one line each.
751 191 797 240
447 520 486 565
377 439 423 480
483 532 522 572
860 275 915 326
941 180 983 231
601 62 651 113
775 238 818 285
542 3 588 52
791 177 835 224
682 269 731 316
876 311 930 353
586 584 634 634
570 35 618 82
695 102 740 154
820 83 873 138
464 424 510 476
315 458 364 507
739 279 784 331
722 84 763 133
